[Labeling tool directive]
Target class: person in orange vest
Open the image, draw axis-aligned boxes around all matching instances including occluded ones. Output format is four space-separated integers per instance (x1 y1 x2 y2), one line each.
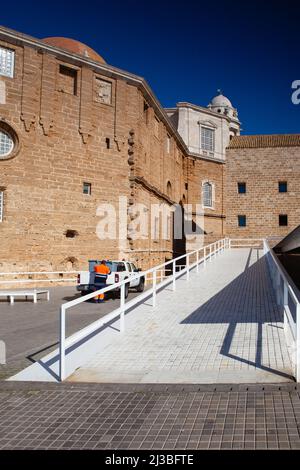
94 260 111 303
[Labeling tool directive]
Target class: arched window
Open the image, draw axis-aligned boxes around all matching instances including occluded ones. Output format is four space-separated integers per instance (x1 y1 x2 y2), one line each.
167 181 172 198
202 181 213 208
0 128 14 158
0 121 19 160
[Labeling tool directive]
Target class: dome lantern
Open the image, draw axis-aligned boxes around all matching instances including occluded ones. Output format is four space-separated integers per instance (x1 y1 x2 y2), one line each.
208 89 237 118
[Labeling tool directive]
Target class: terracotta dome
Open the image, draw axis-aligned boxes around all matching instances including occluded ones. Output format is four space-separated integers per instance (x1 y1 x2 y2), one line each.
42 37 106 64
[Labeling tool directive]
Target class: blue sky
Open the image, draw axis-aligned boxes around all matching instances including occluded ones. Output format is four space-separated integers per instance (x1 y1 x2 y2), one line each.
1 0 299 134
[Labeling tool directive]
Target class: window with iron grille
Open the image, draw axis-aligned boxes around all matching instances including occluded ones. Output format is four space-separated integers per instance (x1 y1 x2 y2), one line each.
201 127 215 152
203 182 213 208
0 191 3 222
0 129 14 158
0 47 14 78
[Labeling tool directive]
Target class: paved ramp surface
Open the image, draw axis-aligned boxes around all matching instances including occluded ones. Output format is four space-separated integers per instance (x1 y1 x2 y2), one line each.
69 248 293 384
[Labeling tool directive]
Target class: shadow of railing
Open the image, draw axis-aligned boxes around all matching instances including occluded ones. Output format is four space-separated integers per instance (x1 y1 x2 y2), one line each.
181 249 294 381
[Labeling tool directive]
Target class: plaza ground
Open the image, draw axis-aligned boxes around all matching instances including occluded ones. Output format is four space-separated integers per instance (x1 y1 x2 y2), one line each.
0 381 300 450
0 286 140 380
67 248 292 384
1 247 299 449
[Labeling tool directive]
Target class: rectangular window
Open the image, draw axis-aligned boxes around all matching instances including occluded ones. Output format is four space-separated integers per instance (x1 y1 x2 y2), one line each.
83 182 91 195
201 127 215 152
279 214 288 226
203 182 213 208
279 181 287 193
0 47 14 78
58 65 77 95
0 191 3 222
238 182 246 194
238 215 246 227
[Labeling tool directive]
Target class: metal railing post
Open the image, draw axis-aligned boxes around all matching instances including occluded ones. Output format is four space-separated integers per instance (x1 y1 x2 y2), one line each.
263 240 267 255
120 283 125 333
297 303 300 382
283 282 288 307
59 305 66 382
172 260 176 291
153 270 157 307
210 245 212 262
283 282 288 335
276 270 281 305
196 250 199 273
204 247 206 268
186 254 190 281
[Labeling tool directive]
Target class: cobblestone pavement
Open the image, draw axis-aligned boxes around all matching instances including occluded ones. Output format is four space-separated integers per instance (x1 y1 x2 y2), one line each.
0 382 300 450
70 249 293 384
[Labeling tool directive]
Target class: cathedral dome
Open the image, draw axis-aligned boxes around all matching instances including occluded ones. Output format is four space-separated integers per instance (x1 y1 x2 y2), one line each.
210 92 232 108
42 37 106 64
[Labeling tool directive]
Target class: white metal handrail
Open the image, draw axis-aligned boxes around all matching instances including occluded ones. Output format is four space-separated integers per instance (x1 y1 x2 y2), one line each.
263 239 300 381
58 238 229 381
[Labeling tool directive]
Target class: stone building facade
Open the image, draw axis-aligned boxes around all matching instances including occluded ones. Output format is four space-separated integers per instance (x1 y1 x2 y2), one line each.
0 26 299 274
226 135 300 238
166 96 240 238
0 26 226 273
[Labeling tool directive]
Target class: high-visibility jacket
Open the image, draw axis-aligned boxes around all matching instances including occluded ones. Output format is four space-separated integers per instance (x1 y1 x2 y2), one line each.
94 264 110 275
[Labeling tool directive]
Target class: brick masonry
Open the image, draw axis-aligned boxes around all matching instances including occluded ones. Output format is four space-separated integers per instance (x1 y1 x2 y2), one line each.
0 30 227 275
226 146 300 238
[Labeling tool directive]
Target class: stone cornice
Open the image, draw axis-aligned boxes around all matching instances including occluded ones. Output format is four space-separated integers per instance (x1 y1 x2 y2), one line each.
188 152 225 164
0 26 187 152
192 212 226 219
168 101 241 125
